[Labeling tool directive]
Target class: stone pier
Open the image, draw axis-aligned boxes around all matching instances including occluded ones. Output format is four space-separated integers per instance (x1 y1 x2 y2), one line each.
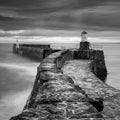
10 49 120 120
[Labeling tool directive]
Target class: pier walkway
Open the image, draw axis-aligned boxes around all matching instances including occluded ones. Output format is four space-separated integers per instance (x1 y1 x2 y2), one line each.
63 60 120 119
10 50 120 120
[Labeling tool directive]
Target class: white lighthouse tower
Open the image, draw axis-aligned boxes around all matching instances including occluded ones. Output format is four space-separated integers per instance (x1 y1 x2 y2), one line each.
79 31 90 50
81 31 88 42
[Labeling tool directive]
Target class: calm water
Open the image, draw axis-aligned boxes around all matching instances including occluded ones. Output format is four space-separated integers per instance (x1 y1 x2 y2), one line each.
102 43 120 89
0 44 39 120
0 43 120 120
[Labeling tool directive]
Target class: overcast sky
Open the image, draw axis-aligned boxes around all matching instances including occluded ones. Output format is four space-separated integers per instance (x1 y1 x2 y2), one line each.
0 0 120 42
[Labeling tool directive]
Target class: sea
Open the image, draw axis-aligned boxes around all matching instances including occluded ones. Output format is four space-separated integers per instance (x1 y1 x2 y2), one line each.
0 43 120 120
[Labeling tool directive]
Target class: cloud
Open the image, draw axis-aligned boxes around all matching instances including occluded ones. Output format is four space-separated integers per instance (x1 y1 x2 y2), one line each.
0 7 25 18
0 0 120 30
0 0 120 41
81 2 120 29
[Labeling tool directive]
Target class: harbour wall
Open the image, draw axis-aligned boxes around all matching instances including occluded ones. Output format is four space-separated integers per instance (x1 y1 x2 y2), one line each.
13 43 60 60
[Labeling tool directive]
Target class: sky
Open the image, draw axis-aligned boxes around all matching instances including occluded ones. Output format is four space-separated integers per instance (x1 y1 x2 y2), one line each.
0 0 120 43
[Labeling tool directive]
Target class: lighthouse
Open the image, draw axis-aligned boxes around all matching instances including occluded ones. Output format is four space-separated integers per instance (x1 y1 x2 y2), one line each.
81 31 88 42
79 31 90 50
